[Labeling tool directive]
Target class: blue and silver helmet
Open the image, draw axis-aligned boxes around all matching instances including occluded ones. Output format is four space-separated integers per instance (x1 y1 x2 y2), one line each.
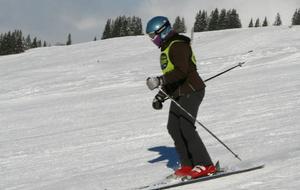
146 16 173 47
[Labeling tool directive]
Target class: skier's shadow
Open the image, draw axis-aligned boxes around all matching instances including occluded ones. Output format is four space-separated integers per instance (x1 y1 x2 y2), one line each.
148 146 179 170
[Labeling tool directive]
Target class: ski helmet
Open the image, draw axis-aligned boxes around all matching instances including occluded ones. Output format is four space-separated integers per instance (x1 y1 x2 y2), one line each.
146 16 173 47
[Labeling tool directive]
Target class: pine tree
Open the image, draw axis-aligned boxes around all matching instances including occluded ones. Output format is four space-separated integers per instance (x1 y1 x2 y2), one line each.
112 16 122 37
255 18 260 27
0 34 3 55
202 11 208 31
208 8 219 31
223 10 231 29
130 16 143 35
273 13 282 26
181 17 186 33
14 30 24 53
227 9 242 28
120 16 129 36
292 9 300 25
0 32 8 55
2 32 9 55
173 16 186 33
137 17 143 35
249 18 254 27
0 34 4 55
102 19 112 39
122 16 142 36
218 9 227 30
66 33 72 45
6 31 13 54
297 9 300 25
262 17 268 27
31 37 38 48
173 16 181 32
194 10 202 32
0 32 10 55
25 35 32 50
43 41 47 47
127 17 134 36
194 10 208 32
292 9 297 25
37 40 42 47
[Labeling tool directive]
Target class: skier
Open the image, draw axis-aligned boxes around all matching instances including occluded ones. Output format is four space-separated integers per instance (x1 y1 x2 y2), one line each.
145 16 216 179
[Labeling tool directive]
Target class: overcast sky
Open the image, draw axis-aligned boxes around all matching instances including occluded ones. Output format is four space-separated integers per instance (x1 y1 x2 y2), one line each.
0 0 299 43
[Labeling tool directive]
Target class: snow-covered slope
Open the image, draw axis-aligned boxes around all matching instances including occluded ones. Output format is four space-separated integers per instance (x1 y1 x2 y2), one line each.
1 26 300 190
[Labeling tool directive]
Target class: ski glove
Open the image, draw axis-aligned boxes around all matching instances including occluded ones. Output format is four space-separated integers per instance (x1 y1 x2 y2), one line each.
146 76 164 90
152 91 167 110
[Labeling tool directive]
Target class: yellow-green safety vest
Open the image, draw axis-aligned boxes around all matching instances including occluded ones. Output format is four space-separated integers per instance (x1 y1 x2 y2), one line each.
160 40 197 74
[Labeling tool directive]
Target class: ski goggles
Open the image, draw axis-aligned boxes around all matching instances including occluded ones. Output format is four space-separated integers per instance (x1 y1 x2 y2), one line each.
148 32 157 40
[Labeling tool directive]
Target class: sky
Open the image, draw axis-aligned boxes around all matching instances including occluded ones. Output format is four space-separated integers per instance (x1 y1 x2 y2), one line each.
0 0 299 44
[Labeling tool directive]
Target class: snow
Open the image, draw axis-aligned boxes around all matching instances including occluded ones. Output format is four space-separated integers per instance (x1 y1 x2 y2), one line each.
1 26 300 190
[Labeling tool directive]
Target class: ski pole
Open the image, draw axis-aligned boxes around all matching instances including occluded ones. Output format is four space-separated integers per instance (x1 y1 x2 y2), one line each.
204 61 245 82
162 61 245 102
159 87 242 161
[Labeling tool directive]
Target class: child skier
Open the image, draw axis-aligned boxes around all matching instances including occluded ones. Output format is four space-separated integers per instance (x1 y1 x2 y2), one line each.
145 16 216 179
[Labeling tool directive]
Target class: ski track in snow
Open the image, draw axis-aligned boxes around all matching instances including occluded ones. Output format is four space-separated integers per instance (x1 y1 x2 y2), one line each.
0 26 300 190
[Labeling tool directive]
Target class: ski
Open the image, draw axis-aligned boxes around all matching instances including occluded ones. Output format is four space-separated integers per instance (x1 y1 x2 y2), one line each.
136 163 264 190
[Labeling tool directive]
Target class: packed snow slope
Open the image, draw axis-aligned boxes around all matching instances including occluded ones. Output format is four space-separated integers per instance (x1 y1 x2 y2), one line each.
1 26 300 190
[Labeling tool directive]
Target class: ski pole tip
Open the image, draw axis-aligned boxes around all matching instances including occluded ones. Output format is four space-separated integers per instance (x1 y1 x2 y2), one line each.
236 155 242 161
238 62 246 67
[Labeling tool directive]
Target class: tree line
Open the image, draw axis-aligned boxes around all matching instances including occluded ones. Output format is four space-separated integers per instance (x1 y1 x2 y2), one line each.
248 9 300 27
102 16 143 39
0 30 48 56
2 9 300 56
101 9 242 37
0 31 75 56
248 13 282 27
193 8 242 32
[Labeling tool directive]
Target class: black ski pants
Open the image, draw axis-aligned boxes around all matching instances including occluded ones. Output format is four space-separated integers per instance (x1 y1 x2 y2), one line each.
167 89 213 167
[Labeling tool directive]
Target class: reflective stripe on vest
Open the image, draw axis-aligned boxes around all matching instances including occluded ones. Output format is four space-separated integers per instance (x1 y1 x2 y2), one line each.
160 40 197 74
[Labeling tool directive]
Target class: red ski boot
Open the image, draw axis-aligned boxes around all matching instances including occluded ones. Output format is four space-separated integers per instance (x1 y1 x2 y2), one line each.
188 165 217 179
174 166 193 177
